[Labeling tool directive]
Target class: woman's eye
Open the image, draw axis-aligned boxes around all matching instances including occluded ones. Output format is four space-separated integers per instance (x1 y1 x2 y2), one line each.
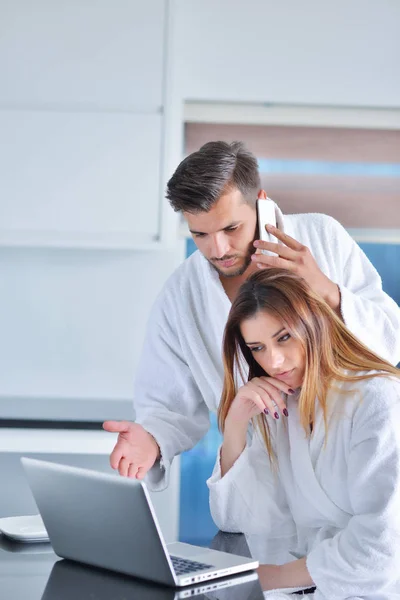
225 227 238 232
250 345 263 353
278 333 291 343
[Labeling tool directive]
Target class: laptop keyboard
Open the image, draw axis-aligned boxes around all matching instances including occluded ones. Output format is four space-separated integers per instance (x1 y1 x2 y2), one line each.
170 555 213 575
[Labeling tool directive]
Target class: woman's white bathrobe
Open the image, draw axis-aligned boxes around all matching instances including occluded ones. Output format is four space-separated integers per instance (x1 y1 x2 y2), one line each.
135 205 400 490
207 375 400 600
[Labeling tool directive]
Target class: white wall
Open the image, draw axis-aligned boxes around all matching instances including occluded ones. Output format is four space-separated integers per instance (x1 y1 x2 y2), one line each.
175 0 400 107
0 246 184 421
0 0 184 422
0 1 183 542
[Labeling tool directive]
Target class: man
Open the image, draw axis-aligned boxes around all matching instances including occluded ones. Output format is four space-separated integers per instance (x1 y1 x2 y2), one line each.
103 141 400 490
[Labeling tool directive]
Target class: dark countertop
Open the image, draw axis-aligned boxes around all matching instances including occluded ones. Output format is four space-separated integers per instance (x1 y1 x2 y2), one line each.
0 531 266 600
3 527 398 599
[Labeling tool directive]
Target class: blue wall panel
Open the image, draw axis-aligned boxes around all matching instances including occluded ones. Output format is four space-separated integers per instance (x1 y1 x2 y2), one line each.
358 243 400 305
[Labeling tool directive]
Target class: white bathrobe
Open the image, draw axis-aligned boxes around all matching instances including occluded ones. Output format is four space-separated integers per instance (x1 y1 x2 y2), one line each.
207 375 400 600
135 205 400 489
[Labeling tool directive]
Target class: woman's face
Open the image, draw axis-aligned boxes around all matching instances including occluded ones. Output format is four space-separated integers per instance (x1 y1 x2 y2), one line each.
240 310 306 389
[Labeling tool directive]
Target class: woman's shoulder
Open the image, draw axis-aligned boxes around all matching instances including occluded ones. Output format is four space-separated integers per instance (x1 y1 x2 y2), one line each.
352 371 400 396
346 371 400 428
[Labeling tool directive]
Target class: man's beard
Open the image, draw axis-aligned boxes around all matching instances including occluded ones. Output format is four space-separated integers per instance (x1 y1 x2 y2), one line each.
208 240 256 279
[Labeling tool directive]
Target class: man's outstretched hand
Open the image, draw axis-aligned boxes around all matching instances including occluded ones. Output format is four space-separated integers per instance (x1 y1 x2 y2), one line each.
103 421 160 479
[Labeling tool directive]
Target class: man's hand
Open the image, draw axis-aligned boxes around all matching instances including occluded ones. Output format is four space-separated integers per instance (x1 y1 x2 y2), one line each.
252 224 341 312
102 421 160 479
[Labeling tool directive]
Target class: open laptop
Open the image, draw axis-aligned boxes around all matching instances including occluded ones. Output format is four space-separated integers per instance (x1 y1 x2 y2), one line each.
21 457 258 587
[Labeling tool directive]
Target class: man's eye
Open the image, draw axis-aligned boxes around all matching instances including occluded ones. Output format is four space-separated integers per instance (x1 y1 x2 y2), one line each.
278 333 291 343
193 233 206 238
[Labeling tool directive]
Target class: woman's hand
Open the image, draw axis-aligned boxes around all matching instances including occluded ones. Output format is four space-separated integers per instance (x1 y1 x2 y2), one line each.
226 376 292 428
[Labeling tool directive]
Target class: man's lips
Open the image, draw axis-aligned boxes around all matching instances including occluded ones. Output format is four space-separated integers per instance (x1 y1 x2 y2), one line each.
215 257 237 268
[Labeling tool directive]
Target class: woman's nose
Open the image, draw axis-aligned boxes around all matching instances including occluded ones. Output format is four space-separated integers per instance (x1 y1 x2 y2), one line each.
268 349 285 372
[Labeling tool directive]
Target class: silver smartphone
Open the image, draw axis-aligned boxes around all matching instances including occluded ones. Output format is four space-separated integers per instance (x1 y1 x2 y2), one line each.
256 198 277 256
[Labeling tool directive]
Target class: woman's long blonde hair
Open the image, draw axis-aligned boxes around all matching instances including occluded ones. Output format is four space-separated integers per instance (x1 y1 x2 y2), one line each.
218 268 400 460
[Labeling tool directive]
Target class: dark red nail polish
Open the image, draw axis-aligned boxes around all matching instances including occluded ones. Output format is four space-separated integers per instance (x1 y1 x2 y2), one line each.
264 408 269 415
274 412 279 420
288 388 295 394
283 408 289 417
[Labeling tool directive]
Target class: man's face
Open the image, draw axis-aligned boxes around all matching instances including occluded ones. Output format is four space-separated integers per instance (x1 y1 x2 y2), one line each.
183 188 258 278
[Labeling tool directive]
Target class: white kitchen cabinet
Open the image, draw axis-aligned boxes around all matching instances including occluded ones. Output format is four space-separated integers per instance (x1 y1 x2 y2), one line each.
0 111 162 247
176 0 400 108
0 0 180 248
0 0 166 110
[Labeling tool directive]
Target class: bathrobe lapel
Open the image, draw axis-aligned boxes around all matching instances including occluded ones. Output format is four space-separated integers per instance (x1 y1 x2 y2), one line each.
279 395 350 527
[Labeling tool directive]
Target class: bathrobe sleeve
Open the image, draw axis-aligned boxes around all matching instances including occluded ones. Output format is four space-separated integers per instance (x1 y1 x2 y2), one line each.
306 377 400 598
207 427 296 538
134 288 210 491
325 216 400 365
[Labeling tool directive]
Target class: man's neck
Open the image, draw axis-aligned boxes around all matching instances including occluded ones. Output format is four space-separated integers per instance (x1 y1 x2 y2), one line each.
219 263 258 303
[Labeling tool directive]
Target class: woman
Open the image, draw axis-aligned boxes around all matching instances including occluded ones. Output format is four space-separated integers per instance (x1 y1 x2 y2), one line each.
207 268 400 599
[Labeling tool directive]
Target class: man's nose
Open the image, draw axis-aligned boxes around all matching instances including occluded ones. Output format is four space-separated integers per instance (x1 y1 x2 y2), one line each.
211 234 229 259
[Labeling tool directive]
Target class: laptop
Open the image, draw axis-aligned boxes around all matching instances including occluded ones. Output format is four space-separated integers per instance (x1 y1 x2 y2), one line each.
42 558 263 600
21 457 258 587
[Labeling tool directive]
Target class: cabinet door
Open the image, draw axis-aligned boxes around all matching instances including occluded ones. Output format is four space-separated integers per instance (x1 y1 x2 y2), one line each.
0 110 162 246
0 0 166 110
177 0 400 107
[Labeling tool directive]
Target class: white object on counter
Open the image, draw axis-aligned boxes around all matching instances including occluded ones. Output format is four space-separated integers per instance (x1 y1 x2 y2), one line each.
0 514 49 542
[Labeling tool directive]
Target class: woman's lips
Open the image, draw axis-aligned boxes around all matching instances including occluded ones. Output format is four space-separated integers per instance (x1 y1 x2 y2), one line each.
274 369 294 382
